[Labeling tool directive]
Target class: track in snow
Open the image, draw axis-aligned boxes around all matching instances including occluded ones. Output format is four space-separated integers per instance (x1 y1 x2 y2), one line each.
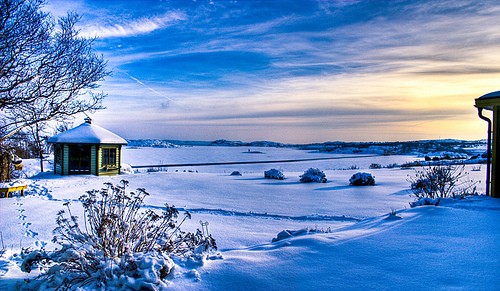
142 204 362 222
185 208 362 222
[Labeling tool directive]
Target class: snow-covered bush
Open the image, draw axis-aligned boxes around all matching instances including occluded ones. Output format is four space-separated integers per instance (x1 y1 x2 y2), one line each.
349 172 375 186
22 247 175 290
369 163 382 169
264 168 285 180
230 171 242 176
299 168 327 183
22 180 217 290
385 163 399 169
408 165 478 199
120 163 134 174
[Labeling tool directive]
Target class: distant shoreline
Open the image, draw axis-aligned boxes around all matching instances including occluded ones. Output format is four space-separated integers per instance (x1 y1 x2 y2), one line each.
126 139 486 157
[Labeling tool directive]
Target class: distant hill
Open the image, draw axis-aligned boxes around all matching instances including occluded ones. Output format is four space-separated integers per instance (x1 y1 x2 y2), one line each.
127 139 486 157
295 139 486 156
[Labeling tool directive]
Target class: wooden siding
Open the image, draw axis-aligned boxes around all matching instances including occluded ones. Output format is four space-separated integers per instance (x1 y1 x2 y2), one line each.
55 163 62 175
90 145 97 175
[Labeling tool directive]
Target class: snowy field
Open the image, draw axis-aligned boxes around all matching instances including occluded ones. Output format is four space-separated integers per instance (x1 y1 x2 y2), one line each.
0 146 499 290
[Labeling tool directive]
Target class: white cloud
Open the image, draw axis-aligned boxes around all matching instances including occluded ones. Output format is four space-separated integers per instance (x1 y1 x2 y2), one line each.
80 12 186 38
43 0 85 18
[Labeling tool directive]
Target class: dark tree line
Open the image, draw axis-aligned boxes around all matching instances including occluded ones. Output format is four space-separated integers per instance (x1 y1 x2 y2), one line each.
0 0 109 180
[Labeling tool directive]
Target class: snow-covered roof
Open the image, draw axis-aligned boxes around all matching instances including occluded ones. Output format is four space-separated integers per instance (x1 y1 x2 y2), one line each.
475 91 500 110
478 91 500 99
48 121 127 145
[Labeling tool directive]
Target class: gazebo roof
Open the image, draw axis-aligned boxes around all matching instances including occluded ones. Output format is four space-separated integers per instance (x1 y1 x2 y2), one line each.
475 91 500 110
48 120 127 145
478 91 500 99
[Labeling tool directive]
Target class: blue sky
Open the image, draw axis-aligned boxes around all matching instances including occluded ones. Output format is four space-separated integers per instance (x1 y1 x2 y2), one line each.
47 0 500 143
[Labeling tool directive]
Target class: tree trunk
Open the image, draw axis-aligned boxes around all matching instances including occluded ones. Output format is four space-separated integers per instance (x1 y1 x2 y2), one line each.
39 151 44 173
34 123 44 173
0 146 12 182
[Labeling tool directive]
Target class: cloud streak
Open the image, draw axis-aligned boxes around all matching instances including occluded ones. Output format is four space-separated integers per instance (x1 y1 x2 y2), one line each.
80 12 186 38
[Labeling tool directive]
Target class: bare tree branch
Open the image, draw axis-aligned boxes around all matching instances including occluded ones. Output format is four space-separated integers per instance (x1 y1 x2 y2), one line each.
0 0 109 142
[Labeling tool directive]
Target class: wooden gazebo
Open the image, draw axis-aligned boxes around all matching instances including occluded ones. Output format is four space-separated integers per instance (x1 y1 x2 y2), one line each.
475 91 500 198
48 118 127 176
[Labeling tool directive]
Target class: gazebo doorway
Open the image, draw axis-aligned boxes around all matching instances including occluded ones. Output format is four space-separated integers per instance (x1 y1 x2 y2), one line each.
68 145 91 174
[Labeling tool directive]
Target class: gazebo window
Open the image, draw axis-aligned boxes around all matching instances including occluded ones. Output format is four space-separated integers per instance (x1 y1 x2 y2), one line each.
102 148 117 166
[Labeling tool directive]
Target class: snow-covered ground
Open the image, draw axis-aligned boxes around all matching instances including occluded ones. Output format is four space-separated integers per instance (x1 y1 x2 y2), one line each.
0 146 498 290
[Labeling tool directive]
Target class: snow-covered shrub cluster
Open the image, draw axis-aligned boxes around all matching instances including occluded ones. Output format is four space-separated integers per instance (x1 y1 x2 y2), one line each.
264 168 285 180
299 168 327 183
343 165 359 170
349 172 375 186
408 165 478 200
369 163 382 169
147 167 162 173
21 180 217 290
22 247 175 290
423 152 468 161
385 163 399 169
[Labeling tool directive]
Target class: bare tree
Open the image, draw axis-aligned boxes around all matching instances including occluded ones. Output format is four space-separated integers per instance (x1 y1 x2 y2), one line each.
26 122 49 172
0 0 51 107
0 0 109 142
